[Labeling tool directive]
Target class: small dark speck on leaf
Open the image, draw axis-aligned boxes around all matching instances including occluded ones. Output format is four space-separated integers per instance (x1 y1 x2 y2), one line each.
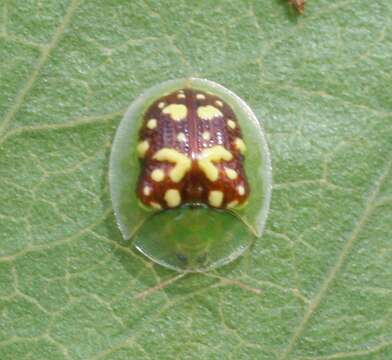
289 0 305 14
176 253 188 264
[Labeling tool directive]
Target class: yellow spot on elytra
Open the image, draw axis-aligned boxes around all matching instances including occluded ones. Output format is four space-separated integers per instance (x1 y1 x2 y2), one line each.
143 186 152 196
153 148 191 183
237 185 245 196
196 93 206 100
197 105 223 121
162 104 188 121
202 131 211 141
227 119 236 129
137 140 149 158
150 201 162 209
164 189 181 207
177 93 186 99
215 100 223 107
197 145 233 182
227 200 239 208
224 167 238 180
147 118 157 129
234 138 246 155
158 102 166 109
208 190 224 207
151 169 165 182
177 132 186 142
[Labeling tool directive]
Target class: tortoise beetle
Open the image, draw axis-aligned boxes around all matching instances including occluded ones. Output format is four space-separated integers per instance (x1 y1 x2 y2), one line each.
109 78 271 272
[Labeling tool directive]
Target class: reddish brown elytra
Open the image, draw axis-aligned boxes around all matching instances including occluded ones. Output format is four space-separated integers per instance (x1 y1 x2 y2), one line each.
136 89 250 209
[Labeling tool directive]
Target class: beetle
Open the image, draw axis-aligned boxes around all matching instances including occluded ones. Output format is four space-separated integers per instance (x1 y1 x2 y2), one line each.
109 78 272 271
136 89 250 210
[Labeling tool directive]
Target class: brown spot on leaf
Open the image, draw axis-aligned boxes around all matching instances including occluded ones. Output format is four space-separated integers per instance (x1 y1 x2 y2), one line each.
289 0 305 14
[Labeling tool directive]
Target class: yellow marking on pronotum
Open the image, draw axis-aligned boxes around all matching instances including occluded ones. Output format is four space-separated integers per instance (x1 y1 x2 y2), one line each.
215 100 223 107
202 131 211 141
197 145 233 182
137 140 149 158
143 186 152 196
158 102 166 109
237 185 245 196
227 119 236 129
177 132 186 142
164 189 181 207
147 118 157 129
151 169 165 182
224 167 238 180
196 93 206 100
153 148 191 183
162 104 188 121
208 190 224 207
150 201 162 209
234 137 246 154
197 105 223 121
227 200 239 208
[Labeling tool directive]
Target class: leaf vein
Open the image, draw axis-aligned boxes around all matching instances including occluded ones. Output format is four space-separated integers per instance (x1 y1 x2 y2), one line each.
0 0 81 140
279 156 392 359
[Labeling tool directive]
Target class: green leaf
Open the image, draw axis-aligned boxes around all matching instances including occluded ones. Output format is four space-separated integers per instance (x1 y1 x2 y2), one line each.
0 0 391 359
